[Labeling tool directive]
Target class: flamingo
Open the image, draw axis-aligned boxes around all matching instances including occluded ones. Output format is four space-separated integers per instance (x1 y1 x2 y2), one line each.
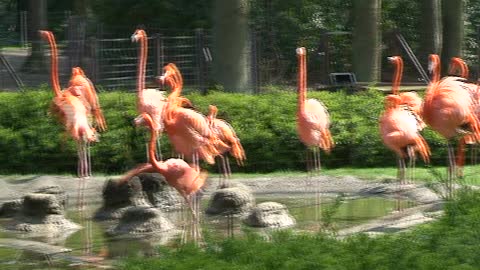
119 113 208 242
131 29 168 160
449 57 470 79
40 30 98 179
207 105 246 186
447 57 480 169
68 67 107 131
158 63 227 168
422 54 480 194
379 56 430 184
296 47 334 172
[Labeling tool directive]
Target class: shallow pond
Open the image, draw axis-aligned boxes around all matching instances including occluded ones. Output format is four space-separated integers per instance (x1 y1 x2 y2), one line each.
0 195 414 268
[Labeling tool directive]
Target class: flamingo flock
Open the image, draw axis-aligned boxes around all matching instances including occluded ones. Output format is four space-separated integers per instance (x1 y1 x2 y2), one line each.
38 28 480 243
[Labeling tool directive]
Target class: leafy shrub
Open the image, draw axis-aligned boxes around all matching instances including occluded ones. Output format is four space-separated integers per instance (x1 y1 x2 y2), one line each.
0 87 447 174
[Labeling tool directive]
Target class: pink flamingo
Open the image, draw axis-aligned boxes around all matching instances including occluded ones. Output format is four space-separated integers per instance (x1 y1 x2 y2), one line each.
119 113 208 241
131 29 168 160
40 30 98 179
207 105 246 186
158 63 226 168
68 67 107 131
379 56 430 183
422 54 480 193
296 47 334 172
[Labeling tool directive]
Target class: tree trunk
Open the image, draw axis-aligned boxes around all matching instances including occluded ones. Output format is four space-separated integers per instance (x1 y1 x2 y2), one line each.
212 0 250 92
441 0 464 74
419 0 442 69
22 0 47 72
352 0 381 82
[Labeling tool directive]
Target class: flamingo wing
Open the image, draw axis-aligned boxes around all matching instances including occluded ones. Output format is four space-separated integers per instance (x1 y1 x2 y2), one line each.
302 99 331 130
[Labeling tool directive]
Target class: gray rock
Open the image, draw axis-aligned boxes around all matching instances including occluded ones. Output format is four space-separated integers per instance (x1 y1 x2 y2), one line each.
0 199 22 217
33 185 68 209
22 194 63 216
94 177 151 220
244 202 296 228
206 187 255 216
5 194 80 236
137 173 183 210
107 206 174 236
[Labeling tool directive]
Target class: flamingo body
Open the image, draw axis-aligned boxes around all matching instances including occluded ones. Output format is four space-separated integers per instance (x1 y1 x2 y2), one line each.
164 105 220 164
207 105 246 165
380 95 429 162
423 77 479 140
297 98 333 152
68 67 107 131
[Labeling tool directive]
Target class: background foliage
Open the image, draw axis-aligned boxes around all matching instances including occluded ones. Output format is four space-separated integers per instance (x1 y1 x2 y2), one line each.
0 88 448 174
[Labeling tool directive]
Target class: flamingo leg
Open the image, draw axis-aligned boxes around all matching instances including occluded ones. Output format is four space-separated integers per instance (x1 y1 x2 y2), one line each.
397 157 406 185
225 156 232 179
87 141 92 177
221 155 229 187
407 146 415 184
315 147 322 172
184 194 201 244
216 156 223 187
447 142 456 199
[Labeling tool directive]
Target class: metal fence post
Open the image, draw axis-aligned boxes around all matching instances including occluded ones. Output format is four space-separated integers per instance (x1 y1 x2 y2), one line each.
20 11 28 48
195 28 207 95
90 37 99 85
250 30 259 94
154 33 164 77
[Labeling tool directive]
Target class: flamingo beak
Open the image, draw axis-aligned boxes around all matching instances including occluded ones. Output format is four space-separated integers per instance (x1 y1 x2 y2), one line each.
133 115 145 127
156 75 166 86
131 34 138 42
387 56 395 62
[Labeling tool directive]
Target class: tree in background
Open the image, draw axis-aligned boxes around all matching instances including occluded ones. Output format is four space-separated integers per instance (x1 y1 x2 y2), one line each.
419 0 442 70
22 0 47 72
352 0 381 82
212 0 250 92
441 0 464 74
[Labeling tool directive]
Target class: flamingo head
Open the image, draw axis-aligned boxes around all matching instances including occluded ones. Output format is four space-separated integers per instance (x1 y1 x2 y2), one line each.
296 47 306 56
387 56 400 64
208 105 218 119
133 113 151 127
131 29 146 43
38 30 51 41
156 63 182 89
71 67 85 76
176 97 193 108
428 54 440 74
384 94 402 109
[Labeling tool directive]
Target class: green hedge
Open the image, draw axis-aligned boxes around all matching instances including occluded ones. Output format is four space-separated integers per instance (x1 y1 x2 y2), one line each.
0 88 447 174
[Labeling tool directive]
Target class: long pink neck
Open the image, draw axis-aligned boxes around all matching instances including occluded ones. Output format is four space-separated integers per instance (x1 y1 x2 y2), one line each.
392 59 403 95
297 53 306 112
144 114 168 174
449 58 469 79
137 34 147 106
44 33 62 97
430 55 441 83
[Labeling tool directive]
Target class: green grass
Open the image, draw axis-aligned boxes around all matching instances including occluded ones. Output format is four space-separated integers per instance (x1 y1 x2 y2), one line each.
118 188 480 270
